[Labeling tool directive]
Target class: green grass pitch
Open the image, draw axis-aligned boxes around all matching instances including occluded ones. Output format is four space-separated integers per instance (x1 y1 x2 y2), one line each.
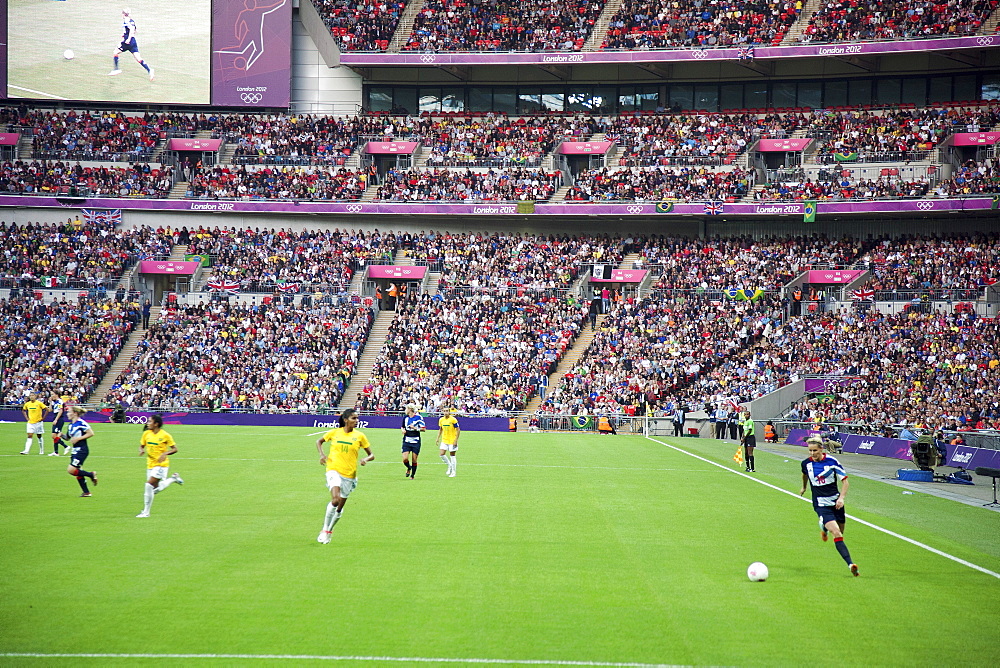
8 0 210 105
2 422 999 666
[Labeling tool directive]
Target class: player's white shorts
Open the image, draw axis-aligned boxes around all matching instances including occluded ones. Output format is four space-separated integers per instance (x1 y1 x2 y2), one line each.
326 470 356 496
147 466 169 480
26 422 44 435
439 441 458 453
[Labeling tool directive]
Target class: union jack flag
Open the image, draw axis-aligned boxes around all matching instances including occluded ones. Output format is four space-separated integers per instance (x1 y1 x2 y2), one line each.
277 282 300 293
207 280 240 294
703 201 723 215
81 209 122 227
851 288 875 301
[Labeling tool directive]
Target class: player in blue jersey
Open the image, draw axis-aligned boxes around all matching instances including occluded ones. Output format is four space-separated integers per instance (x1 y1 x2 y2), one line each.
108 8 154 80
401 404 426 479
800 436 859 576
65 406 98 497
47 390 69 456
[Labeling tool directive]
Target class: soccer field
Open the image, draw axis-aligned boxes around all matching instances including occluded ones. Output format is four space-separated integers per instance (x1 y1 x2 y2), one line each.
2 423 999 666
7 0 210 104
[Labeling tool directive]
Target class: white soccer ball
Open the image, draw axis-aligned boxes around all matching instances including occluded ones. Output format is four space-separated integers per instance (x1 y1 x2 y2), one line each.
63 49 75 60
747 562 769 582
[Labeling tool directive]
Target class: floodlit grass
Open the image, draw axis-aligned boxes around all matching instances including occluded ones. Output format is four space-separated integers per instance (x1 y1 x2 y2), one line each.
2 422 999 666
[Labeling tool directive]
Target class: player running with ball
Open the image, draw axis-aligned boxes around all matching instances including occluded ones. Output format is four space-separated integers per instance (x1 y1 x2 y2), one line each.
800 436 860 576
108 8 154 80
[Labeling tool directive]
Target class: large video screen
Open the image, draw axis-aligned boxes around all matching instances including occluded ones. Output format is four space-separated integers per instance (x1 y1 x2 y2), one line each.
3 0 290 107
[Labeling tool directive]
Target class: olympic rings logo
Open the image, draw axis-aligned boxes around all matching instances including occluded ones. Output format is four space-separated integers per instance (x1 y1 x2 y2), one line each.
691 50 708 59
916 201 934 210
346 204 363 213
241 93 263 104
419 54 437 63
626 205 644 214
977 36 994 45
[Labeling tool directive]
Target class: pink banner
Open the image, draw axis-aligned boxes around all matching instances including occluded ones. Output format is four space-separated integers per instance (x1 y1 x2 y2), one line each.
168 138 223 151
0 133 20 146
758 138 813 152
951 132 1000 146
139 261 201 275
591 269 648 284
367 265 427 280
364 141 419 155
558 141 613 155
806 269 864 284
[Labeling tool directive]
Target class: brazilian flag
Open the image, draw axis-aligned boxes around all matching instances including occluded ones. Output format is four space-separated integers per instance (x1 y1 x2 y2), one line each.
656 200 675 213
992 195 999 211
517 200 535 214
185 253 211 267
833 152 859 162
571 416 593 430
803 200 816 223
738 288 765 301
724 288 741 300
511 156 527 165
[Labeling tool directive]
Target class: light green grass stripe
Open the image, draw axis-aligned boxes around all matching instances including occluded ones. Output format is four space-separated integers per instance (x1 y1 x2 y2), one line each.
646 436 1000 580
0 653 686 667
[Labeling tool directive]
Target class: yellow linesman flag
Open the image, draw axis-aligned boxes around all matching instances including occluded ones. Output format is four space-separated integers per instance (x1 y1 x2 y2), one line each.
733 446 745 465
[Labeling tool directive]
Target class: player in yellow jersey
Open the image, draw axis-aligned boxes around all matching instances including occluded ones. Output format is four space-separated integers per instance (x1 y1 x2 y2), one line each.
136 414 184 518
436 408 461 477
21 392 49 455
315 408 373 544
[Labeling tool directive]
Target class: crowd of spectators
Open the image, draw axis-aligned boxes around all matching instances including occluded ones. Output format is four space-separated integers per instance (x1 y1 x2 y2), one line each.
933 159 1000 197
375 167 560 201
358 292 586 413
219 115 372 165
406 231 623 290
540 293 781 415
638 233 863 290
857 233 999 299
0 219 173 289
0 160 174 198
810 107 968 164
754 175 931 200
565 166 752 201
186 165 370 200
798 0 994 43
424 114 599 166
606 111 805 165
1 294 140 406
104 301 374 412
187 226 398 294
404 0 603 52
603 0 801 50
318 0 408 51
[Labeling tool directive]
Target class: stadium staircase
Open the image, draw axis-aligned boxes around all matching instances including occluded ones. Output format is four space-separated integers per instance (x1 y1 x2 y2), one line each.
85 305 161 407
522 314 603 412
168 180 189 199
781 0 822 44
387 0 427 53
583 0 623 52
168 244 191 262
980 8 1000 34
336 309 395 409
16 134 33 160
217 141 238 166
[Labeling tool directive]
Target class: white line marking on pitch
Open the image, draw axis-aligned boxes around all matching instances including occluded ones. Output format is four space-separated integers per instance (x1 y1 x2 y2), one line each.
0 653 684 666
8 84 69 99
646 436 1000 580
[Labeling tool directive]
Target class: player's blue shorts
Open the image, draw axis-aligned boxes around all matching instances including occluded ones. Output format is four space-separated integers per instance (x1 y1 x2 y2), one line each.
70 444 89 468
814 504 846 526
401 435 421 454
119 37 138 53
52 419 65 434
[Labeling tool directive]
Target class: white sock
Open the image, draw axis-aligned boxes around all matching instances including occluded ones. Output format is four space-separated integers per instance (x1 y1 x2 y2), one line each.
323 502 336 531
155 478 175 494
24 437 32 452
143 483 155 513
449 455 456 472
440 453 449 464
331 510 343 528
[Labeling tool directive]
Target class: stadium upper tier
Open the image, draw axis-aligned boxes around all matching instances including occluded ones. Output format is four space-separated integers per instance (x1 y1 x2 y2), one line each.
2 105 998 204
317 0 998 51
